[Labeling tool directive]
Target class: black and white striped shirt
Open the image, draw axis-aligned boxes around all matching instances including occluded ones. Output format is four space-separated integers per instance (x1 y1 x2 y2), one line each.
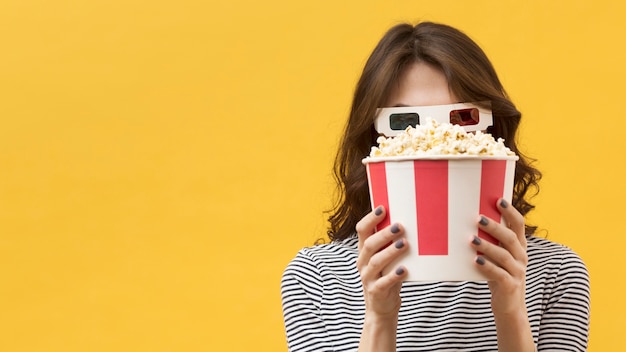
281 235 590 351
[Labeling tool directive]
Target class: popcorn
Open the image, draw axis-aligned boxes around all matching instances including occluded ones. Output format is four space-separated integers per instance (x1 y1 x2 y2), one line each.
369 117 515 158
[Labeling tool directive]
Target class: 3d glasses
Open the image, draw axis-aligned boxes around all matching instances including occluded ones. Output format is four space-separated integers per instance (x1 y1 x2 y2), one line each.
374 102 493 137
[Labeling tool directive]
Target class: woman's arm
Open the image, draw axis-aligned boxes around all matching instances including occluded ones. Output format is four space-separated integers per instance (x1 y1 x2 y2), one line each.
355 206 408 352
358 312 398 352
471 198 536 352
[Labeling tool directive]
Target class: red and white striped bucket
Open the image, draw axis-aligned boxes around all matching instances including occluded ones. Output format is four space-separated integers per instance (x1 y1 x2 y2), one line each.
363 155 518 281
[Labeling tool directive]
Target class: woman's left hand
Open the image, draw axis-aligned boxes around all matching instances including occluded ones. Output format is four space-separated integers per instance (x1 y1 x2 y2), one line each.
471 198 528 315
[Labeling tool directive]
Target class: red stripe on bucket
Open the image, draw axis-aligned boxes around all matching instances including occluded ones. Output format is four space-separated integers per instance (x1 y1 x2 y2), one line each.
478 160 507 246
368 162 391 232
414 160 448 255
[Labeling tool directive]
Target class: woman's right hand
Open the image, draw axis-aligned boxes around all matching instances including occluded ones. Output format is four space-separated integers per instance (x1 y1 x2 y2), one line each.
355 205 408 319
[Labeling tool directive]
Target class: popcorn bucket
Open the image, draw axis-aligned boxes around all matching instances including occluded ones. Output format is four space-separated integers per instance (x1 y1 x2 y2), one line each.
363 155 518 281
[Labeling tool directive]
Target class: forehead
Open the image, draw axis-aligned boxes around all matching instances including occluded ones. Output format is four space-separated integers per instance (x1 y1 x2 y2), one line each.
386 62 458 107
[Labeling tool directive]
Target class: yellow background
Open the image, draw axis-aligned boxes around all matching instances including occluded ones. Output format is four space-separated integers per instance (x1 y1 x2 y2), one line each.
1 0 624 351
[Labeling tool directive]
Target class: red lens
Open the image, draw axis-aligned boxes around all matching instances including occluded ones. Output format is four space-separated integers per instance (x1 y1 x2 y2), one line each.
449 108 479 126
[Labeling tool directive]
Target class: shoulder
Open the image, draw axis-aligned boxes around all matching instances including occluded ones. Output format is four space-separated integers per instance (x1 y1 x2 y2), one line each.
282 235 359 280
281 236 360 297
281 236 360 303
527 235 588 274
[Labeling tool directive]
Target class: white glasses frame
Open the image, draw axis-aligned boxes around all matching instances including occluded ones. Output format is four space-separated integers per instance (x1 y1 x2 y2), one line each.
374 101 493 137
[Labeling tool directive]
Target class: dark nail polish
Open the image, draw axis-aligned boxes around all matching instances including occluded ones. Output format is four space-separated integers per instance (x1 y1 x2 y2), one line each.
374 206 383 216
476 257 486 265
395 267 405 275
390 223 400 234
500 199 508 208
394 240 404 249
472 236 481 245
479 216 489 226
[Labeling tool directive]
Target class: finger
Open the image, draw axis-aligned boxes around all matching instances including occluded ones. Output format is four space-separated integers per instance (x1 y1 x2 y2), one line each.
474 255 518 284
497 198 526 248
356 205 386 250
357 223 404 272
471 235 525 278
477 215 526 263
368 265 408 293
360 237 408 280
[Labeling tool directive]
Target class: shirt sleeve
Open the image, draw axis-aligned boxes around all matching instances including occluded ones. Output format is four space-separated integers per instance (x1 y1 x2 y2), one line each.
536 248 591 351
281 249 335 352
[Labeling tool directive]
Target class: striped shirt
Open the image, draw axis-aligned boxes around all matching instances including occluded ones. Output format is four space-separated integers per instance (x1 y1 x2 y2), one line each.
281 235 590 351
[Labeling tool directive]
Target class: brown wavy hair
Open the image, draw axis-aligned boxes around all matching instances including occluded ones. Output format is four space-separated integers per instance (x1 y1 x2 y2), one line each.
326 22 542 242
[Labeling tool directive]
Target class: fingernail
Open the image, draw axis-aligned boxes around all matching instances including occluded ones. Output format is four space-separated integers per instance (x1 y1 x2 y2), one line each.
499 199 508 208
478 216 489 226
394 239 404 249
472 236 481 245
390 223 400 234
374 206 383 216
476 256 486 265
395 267 405 275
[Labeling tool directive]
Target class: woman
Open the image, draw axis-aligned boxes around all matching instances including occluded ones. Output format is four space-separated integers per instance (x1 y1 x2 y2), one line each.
281 21 590 352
